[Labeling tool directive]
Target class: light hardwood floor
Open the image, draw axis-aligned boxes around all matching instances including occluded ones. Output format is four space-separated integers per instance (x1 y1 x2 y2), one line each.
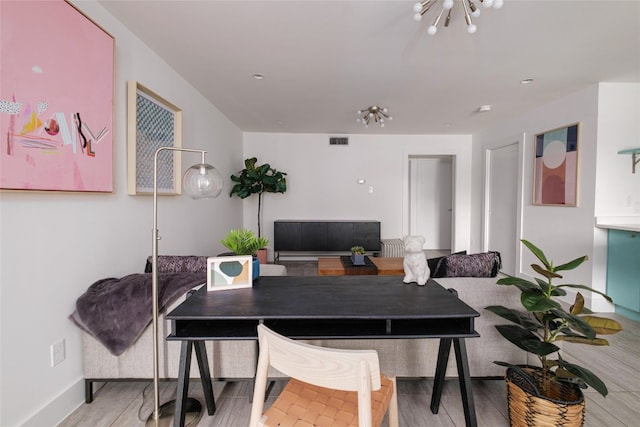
60 261 640 426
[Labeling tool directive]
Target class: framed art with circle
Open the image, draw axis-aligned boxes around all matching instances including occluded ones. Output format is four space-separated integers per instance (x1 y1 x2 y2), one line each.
533 123 579 207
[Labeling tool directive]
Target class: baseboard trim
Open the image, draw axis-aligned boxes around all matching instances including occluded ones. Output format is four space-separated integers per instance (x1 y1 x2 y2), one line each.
21 377 84 427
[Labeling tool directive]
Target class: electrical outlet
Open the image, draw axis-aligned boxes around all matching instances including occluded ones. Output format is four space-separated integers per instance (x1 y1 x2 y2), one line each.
51 339 65 367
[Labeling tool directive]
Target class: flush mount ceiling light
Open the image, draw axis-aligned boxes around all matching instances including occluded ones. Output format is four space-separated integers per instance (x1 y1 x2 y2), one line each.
356 106 392 128
413 0 504 35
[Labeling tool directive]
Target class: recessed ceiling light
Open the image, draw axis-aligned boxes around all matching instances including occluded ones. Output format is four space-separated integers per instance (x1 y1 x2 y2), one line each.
276 120 284 125
444 123 454 127
252 73 264 80
478 105 492 112
520 78 534 85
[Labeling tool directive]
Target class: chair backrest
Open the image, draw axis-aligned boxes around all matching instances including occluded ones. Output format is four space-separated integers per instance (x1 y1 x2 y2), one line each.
250 324 383 427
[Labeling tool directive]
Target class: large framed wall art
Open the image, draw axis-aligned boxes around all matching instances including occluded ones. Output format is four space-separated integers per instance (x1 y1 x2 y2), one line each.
0 0 114 192
533 123 579 206
127 81 183 195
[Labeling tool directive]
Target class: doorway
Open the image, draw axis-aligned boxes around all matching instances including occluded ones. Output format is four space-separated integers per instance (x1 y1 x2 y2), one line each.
483 141 521 275
408 156 453 252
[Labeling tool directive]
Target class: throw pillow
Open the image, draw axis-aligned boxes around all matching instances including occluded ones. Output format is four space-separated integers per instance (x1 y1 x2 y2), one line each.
435 251 502 278
428 250 467 278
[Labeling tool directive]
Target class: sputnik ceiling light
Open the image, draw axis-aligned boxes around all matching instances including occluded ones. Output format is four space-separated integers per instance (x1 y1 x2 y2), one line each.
356 106 392 128
413 0 504 35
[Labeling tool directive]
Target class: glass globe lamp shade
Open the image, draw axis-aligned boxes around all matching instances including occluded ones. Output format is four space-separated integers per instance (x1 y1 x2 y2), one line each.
183 163 223 199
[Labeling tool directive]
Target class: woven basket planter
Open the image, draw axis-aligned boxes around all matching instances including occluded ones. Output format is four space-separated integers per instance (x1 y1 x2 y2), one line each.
506 366 585 427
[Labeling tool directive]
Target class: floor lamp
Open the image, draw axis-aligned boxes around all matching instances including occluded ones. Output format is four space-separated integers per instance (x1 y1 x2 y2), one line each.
147 146 223 427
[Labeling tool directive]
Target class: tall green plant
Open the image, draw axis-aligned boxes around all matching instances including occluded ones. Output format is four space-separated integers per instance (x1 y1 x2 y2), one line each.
486 239 623 397
229 157 287 237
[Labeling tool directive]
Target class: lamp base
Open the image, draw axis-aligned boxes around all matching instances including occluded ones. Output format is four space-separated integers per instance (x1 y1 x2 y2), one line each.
145 398 202 427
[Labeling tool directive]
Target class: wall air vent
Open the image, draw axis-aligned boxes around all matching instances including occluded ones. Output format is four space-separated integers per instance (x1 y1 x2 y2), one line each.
329 137 349 146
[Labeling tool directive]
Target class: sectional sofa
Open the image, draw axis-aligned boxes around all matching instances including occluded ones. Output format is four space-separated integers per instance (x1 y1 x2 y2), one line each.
78 256 526 403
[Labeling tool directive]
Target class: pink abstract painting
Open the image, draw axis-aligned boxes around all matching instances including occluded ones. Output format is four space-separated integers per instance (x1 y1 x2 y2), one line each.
0 0 114 192
533 124 579 206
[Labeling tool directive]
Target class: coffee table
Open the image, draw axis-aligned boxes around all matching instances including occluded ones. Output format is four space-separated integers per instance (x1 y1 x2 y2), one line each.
317 256 404 275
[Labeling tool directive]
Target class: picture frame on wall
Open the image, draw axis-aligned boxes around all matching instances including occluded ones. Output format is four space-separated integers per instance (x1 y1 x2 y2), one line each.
207 256 253 292
0 0 114 192
126 81 183 195
533 123 580 207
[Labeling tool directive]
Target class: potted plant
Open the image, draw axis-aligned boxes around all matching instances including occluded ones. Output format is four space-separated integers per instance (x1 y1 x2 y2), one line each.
220 229 269 280
486 239 623 426
350 246 366 265
229 157 287 263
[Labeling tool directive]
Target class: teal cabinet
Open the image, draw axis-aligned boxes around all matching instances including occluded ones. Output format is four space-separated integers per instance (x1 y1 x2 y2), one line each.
607 229 640 318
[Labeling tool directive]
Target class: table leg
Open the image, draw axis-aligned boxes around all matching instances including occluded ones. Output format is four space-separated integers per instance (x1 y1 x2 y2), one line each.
194 340 216 415
174 341 193 427
454 338 477 427
430 337 452 414
432 287 477 427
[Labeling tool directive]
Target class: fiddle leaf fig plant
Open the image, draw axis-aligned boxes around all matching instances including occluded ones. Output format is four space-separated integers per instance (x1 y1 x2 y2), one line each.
229 157 287 237
486 239 623 397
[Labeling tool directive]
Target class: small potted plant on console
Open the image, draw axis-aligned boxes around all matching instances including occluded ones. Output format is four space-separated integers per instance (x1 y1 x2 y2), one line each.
350 246 366 265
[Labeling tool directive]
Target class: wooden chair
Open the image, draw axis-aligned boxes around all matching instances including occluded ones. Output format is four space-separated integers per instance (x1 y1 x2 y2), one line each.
249 324 399 427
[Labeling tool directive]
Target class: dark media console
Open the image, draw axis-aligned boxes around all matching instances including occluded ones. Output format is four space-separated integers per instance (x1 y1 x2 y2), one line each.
274 220 381 261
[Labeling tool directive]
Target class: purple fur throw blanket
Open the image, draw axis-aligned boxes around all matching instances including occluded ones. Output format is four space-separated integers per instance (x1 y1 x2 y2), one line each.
70 272 205 356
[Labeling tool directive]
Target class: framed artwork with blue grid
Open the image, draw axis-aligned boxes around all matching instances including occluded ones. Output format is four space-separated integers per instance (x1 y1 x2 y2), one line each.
126 81 182 195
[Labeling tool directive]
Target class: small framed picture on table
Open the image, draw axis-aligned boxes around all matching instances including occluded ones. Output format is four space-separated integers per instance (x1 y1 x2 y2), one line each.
207 256 253 292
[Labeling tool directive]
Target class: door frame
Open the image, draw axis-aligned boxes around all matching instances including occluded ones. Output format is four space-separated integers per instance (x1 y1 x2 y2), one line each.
405 154 456 252
481 133 526 275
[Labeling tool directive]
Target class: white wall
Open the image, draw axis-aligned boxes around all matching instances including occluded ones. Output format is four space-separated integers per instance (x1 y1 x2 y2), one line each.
472 83 640 310
241 133 472 260
0 1 243 425
594 83 640 217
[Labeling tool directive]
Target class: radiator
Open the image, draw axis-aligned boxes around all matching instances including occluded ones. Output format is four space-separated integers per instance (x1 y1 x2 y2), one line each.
380 239 404 257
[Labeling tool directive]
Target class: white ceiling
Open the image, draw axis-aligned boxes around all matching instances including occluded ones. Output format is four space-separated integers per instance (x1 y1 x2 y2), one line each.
98 0 640 135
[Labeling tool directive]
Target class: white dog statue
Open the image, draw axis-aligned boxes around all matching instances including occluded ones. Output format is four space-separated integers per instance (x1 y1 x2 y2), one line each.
403 235 430 285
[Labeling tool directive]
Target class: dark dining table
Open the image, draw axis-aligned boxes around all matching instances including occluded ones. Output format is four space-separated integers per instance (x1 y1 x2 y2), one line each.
166 275 480 427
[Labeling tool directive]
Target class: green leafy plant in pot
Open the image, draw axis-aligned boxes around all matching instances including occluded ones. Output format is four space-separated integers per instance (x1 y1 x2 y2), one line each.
229 157 287 237
350 246 365 265
486 239 623 426
220 229 269 280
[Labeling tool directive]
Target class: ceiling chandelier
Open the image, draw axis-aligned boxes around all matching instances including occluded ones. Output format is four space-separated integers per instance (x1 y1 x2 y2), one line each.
356 106 392 128
413 0 504 35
